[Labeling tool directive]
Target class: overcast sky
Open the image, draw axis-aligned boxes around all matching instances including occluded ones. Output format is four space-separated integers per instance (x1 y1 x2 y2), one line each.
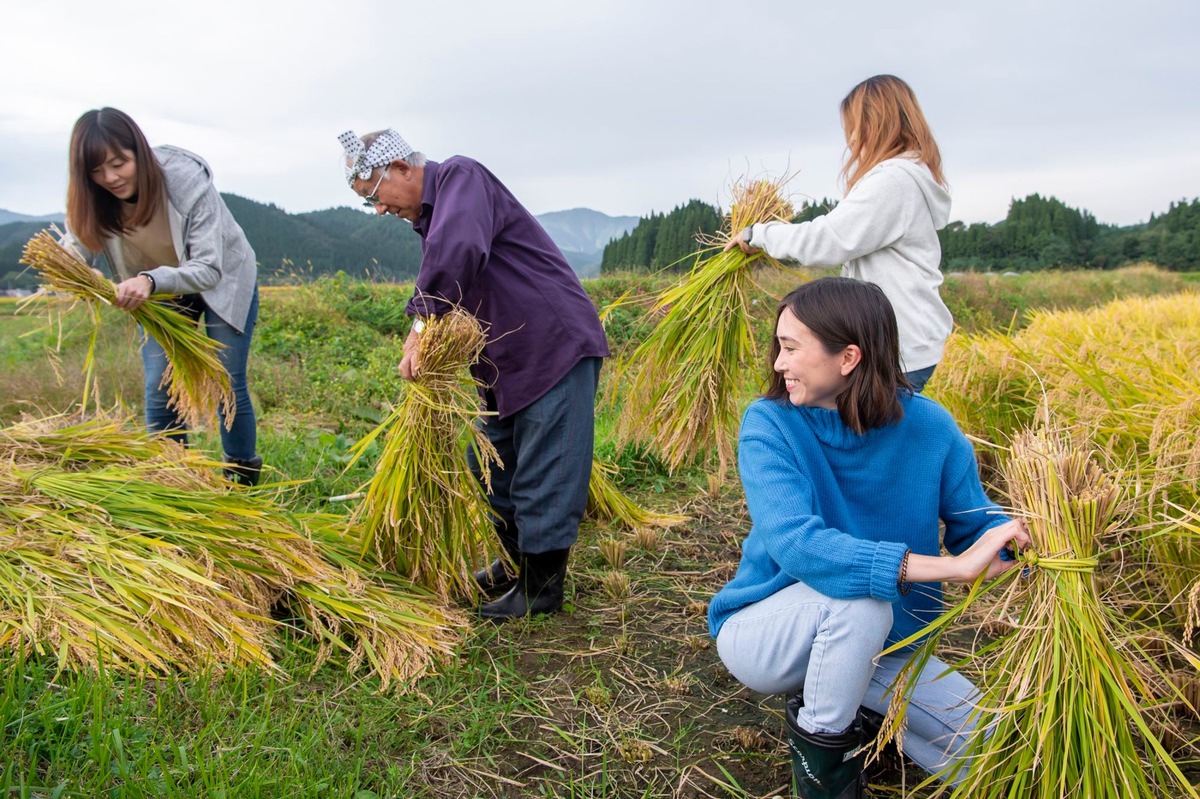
1 0 1196 227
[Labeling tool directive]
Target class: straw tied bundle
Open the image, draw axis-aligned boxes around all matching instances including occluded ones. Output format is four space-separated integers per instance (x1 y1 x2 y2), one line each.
20 230 234 430
587 456 688 531
874 427 1200 798
0 414 465 690
615 177 794 483
346 310 499 600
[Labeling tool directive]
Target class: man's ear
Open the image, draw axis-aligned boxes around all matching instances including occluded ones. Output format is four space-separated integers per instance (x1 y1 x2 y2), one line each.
840 344 862 376
391 159 413 178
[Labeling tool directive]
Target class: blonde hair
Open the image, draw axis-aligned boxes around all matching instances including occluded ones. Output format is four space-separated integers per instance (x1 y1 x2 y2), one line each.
839 75 945 192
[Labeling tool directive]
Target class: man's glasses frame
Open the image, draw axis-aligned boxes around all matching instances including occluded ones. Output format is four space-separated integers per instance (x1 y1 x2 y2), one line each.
362 168 389 207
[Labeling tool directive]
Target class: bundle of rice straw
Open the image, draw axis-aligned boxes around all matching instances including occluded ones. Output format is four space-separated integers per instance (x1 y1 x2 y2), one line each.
0 413 466 690
344 310 499 600
614 176 794 483
20 230 234 430
586 456 687 531
872 423 1200 798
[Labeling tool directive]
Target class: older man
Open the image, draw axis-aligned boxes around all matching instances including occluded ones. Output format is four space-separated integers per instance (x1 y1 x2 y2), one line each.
338 129 610 620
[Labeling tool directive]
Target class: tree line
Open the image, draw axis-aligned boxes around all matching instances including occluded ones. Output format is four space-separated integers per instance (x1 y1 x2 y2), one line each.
4 192 1197 292
600 194 1200 273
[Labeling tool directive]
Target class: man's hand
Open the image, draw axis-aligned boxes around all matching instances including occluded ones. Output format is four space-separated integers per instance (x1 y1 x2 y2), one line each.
398 326 421 380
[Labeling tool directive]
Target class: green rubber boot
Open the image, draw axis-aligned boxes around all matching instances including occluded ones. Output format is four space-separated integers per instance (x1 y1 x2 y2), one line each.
786 695 867 799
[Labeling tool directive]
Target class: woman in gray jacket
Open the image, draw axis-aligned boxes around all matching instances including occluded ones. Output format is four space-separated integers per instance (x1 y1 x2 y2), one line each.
65 108 261 485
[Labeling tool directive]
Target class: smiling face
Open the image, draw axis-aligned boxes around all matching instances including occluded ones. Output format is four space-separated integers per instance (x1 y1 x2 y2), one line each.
351 160 425 221
773 307 859 409
90 147 138 201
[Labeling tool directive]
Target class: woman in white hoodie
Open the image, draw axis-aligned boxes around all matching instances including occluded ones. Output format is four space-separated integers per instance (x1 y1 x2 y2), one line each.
64 108 262 485
730 75 953 391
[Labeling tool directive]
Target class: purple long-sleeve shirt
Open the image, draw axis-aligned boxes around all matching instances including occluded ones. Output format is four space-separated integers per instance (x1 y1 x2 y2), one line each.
406 157 610 418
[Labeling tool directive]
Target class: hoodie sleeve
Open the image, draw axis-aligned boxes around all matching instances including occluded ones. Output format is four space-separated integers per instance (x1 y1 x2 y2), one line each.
750 168 919 267
142 151 223 295
58 227 101 269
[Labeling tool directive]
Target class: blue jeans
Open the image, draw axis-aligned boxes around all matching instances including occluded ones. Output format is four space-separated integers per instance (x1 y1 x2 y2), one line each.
715 580 976 778
905 364 937 393
468 357 601 554
141 288 258 461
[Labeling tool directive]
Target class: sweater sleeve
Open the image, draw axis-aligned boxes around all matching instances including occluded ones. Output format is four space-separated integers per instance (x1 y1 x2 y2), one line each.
406 163 494 318
739 404 909 602
750 169 914 267
938 419 1009 554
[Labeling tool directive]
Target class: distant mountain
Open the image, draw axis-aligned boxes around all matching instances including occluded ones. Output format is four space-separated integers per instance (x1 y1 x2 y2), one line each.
0 209 64 226
0 199 636 289
535 208 639 277
0 221 58 288
221 195 424 282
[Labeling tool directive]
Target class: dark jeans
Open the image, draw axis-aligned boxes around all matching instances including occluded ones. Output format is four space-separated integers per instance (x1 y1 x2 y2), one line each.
468 357 601 554
141 287 258 460
905 364 937 393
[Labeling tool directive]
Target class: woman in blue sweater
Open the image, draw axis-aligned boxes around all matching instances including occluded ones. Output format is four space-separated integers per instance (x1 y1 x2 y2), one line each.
708 277 1028 798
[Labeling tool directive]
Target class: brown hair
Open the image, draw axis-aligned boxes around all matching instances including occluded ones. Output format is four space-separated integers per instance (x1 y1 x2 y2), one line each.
839 75 944 193
66 108 165 252
764 277 908 433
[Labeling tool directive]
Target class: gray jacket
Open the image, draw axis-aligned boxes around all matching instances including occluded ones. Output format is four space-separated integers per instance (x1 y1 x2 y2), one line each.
65 145 258 332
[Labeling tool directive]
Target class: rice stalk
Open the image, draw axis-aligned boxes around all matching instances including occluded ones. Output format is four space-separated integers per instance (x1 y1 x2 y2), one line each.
613 176 796 483
0 412 466 690
930 292 1200 640
19 230 234 430
586 456 687 531
344 309 498 600
873 424 1199 798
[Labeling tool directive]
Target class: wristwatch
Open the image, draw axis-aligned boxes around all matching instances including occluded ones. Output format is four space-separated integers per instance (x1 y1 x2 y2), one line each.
742 226 754 247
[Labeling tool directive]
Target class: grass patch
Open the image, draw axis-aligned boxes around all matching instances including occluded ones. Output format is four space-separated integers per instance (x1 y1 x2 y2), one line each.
2 265 1198 796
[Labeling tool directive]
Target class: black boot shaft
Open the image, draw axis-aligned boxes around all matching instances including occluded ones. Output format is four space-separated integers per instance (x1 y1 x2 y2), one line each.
224 455 263 487
478 548 569 620
473 521 521 595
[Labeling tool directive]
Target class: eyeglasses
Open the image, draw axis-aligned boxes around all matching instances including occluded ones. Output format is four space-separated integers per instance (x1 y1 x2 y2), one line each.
361 168 389 207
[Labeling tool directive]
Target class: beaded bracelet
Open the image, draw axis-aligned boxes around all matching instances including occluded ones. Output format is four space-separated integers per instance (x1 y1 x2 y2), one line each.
898 549 912 595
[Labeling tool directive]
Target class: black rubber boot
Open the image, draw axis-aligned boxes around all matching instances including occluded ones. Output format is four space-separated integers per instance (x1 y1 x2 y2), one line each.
473 522 520 596
786 695 867 799
223 455 263 487
478 548 569 621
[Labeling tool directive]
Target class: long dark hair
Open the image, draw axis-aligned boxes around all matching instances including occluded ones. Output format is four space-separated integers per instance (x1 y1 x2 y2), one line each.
764 277 908 433
66 108 165 252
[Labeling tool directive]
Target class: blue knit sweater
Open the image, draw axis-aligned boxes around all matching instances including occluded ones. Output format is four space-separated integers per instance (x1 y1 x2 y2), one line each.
708 393 1008 647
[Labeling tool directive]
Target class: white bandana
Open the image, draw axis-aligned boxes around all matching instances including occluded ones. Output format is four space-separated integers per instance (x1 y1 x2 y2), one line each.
338 129 414 185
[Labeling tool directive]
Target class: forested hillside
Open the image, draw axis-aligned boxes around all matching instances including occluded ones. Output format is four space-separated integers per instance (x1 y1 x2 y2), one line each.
601 194 1199 274
1 197 629 290
0 196 424 291
3 192 1196 292
601 200 722 271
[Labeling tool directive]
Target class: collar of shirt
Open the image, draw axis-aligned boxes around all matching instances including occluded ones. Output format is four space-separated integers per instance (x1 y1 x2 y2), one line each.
412 160 441 236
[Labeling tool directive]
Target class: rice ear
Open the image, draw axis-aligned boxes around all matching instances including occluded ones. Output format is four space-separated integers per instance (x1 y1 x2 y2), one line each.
613 175 798 483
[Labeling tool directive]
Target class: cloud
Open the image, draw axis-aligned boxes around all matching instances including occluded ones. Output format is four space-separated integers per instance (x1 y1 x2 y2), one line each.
0 0 1195 226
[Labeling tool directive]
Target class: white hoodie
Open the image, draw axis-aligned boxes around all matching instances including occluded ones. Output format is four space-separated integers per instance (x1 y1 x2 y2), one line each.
749 156 953 372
